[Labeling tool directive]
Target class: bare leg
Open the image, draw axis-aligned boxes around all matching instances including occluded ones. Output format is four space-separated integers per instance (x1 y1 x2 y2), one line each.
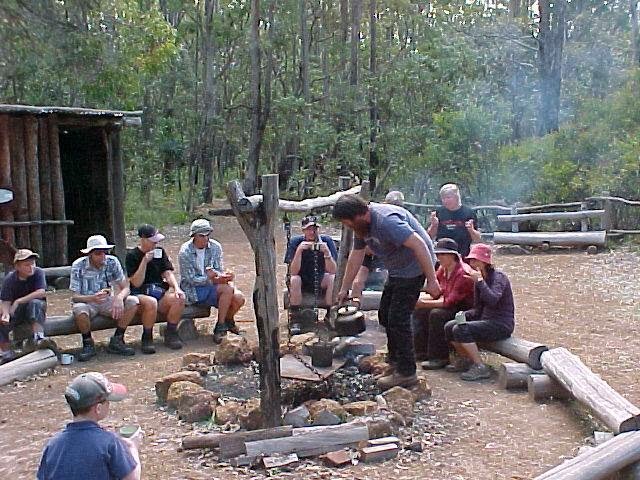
158 293 185 325
289 275 302 307
216 284 234 325
137 295 158 329
74 312 92 335
456 342 483 365
116 300 139 329
225 290 245 320
321 273 335 306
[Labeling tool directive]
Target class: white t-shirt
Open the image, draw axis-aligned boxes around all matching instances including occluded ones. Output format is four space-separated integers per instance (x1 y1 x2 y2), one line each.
195 248 206 275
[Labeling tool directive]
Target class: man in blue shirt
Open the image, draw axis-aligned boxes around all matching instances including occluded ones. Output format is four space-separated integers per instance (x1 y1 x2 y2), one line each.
334 194 440 391
37 372 141 480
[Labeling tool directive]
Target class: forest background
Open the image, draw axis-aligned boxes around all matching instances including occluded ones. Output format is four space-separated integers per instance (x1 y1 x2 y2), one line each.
1 0 639 228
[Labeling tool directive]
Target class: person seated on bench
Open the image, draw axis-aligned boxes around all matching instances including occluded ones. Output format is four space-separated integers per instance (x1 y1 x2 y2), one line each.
412 238 474 369
284 215 338 333
444 243 515 381
126 224 185 352
71 235 141 362
178 219 245 344
427 183 481 257
0 249 51 364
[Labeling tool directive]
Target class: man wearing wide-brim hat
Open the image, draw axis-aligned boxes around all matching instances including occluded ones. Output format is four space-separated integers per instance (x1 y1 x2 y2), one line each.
70 235 140 361
0 249 53 364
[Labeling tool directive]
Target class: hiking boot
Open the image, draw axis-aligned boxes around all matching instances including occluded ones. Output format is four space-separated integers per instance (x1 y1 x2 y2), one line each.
289 323 302 336
107 336 135 356
226 319 241 335
78 340 97 362
421 358 449 370
460 363 492 381
212 324 227 345
377 372 418 391
445 357 472 373
164 330 183 350
36 337 59 354
22 338 37 354
141 336 156 355
0 350 17 365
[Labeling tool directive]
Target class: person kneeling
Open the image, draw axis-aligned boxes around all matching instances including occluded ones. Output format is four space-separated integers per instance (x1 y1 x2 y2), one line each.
443 243 515 381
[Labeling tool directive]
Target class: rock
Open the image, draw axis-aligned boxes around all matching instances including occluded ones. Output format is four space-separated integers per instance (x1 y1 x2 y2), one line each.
343 401 379 416
179 400 213 423
409 377 432 401
155 371 204 404
290 332 317 347
306 399 346 421
321 450 353 467
182 352 214 367
382 386 417 406
358 353 387 374
238 398 263 431
166 381 205 409
283 405 310 427
363 418 394 439
312 410 342 426
359 444 399 463
216 333 255 364
586 245 598 255
495 245 531 255
173 387 219 423
405 441 423 452
386 398 416 422
215 400 243 425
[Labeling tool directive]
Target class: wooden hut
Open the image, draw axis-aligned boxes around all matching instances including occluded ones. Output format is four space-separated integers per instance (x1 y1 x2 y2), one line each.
0 104 142 268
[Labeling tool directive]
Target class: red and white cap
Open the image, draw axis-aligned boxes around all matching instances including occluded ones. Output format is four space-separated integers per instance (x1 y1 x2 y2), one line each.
65 372 128 409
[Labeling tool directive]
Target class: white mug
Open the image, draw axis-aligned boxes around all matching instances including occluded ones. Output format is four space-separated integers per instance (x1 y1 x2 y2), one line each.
60 353 74 365
153 248 163 259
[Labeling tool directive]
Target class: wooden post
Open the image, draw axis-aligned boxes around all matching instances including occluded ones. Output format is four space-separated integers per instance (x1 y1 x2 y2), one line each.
48 117 67 265
228 174 282 428
9 117 29 248
541 348 640 433
580 202 588 232
332 176 354 303
510 205 519 233
24 116 42 256
498 362 543 390
109 128 126 262
38 117 54 266
601 197 613 232
0 114 15 246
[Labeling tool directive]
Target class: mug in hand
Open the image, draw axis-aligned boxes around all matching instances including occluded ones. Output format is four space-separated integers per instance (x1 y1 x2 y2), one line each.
312 242 323 251
454 311 467 325
153 248 163 259
119 425 141 439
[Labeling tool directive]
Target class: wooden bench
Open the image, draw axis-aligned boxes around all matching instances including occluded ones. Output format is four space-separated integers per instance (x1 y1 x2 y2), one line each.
39 304 212 341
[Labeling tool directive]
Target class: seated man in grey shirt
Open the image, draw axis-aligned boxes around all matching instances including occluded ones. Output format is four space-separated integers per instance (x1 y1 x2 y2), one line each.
334 194 440 391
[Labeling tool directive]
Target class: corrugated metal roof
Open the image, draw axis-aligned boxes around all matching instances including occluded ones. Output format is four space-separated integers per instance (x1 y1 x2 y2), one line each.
0 104 142 117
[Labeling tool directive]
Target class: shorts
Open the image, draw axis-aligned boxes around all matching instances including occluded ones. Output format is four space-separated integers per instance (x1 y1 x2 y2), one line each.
195 284 219 308
72 296 139 320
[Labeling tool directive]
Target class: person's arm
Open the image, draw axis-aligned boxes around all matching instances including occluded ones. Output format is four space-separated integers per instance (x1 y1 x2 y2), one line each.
161 270 185 298
320 237 337 274
465 216 482 243
442 271 475 309
289 241 309 276
1 301 11 323
128 251 153 288
337 247 366 303
415 297 444 309
426 211 439 239
120 441 141 480
475 272 510 306
178 248 209 287
403 233 440 298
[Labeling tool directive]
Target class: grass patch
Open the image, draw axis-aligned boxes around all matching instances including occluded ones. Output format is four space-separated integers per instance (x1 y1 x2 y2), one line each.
124 188 190 229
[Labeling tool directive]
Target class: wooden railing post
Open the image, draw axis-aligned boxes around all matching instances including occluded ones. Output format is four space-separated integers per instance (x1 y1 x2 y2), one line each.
510 205 519 233
332 176 354 304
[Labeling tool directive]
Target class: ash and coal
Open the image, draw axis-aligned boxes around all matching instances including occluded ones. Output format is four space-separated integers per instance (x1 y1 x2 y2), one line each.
204 362 380 406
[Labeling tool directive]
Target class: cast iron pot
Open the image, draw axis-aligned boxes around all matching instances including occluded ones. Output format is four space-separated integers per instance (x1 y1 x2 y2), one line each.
334 305 366 336
310 341 334 368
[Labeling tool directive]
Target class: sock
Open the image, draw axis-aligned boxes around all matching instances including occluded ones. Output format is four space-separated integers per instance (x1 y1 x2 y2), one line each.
142 328 153 341
166 322 177 333
33 331 45 341
114 327 126 338
81 332 93 344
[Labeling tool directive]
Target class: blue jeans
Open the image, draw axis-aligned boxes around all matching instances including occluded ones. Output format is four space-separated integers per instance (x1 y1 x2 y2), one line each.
0 299 47 343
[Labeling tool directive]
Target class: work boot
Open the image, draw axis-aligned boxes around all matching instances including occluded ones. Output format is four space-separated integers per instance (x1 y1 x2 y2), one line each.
460 363 492 381
212 324 227 345
0 350 16 365
141 336 156 355
107 336 135 356
164 330 183 350
78 340 97 362
226 318 241 335
376 372 418 391
421 358 449 370
445 356 472 373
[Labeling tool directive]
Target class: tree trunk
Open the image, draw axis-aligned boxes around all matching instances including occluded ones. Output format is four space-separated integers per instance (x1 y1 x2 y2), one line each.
350 0 362 86
340 0 349 77
200 0 218 203
368 0 379 192
632 0 639 67
537 0 566 135
299 0 310 103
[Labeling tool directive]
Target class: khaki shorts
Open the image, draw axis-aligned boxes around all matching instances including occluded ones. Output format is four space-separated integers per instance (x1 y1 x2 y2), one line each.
72 296 139 320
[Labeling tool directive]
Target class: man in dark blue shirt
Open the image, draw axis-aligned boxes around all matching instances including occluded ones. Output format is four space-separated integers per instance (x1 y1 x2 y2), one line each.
37 372 141 480
284 216 338 330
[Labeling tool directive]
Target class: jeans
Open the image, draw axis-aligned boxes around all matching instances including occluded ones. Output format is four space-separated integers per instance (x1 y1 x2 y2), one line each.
378 275 425 376
444 319 512 344
413 307 457 361
0 299 47 343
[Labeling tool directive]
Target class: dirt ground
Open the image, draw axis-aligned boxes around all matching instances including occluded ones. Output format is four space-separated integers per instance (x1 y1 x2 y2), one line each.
1 214 639 479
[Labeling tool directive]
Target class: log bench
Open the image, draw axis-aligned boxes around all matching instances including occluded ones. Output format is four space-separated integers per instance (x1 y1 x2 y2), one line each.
479 336 549 370
38 304 212 341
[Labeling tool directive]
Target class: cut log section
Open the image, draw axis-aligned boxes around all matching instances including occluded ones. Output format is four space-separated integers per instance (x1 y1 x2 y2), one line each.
182 426 293 451
527 374 571 402
541 348 640 434
534 431 640 480
479 336 548 370
497 210 605 222
493 231 606 248
0 349 58 386
498 362 544 390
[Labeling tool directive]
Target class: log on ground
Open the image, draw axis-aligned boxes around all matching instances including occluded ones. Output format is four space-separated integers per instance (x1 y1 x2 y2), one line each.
182 425 293 451
527 374 571 401
498 362 544 390
479 336 548 370
541 348 640 434
0 349 57 386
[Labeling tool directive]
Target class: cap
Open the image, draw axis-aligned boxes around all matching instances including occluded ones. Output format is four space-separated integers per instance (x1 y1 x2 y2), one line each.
80 235 115 254
14 249 39 263
433 238 460 256
466 243 493 265
384 191 405 206
138 224 165 243
65 372 127 410
301 215 319 229
190 218 213 237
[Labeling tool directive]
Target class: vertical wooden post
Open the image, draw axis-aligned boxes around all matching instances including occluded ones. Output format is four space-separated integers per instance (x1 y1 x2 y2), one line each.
510 205 519 233
110 129 126 262
580 201 588 232
332 176 354 303
0 114 15 246
24 116 42 256
227 174 282 428
48 117 68 265
10 117 29 248
601 198 613 232
38 117 54 266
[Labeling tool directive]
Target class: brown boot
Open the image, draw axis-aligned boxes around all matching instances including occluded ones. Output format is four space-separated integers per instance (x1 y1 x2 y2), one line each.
376 372 418 391
226 318 241 335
